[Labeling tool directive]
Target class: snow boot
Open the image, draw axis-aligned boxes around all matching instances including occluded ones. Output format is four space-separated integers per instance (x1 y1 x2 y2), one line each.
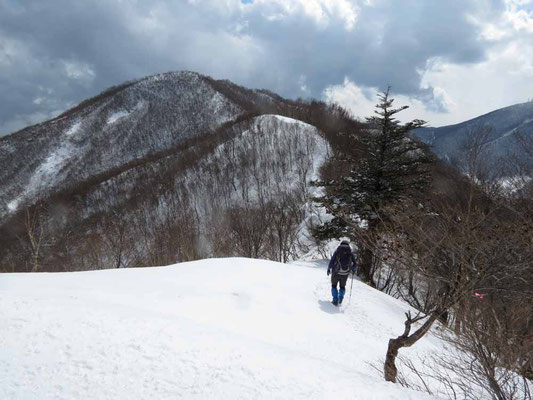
331 287 339 306
338 289 346 305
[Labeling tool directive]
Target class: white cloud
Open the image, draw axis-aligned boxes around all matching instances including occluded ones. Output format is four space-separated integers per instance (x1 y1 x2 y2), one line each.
63 60 95 82
242 0 359 31
1 0 533 135
323 78 454 126
504 0 533 33
418 4 533 124
326 37 533 127
324 0 533 126
324 78 376 120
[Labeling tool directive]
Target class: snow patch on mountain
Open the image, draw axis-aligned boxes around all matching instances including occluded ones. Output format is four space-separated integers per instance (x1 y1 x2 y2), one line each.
106 101 146 125
6 198 20 213
3 139 77 214
26 143 74 196
501 117 533 138
210 92 232 122
65 121 81 136
273 115 312 127
107 110 131 124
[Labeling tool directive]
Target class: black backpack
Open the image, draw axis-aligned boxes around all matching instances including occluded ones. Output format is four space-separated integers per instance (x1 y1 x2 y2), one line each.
335 245 353 274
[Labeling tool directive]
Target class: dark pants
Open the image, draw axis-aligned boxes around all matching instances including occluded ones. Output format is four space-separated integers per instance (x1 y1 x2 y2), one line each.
331 273 349 303
331 273 349 290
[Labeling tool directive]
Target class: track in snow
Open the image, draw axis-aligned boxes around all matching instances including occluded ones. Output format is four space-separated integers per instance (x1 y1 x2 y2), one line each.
1 258 440 399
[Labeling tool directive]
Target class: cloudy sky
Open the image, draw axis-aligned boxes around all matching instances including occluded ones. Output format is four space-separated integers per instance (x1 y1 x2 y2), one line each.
1 0 532 136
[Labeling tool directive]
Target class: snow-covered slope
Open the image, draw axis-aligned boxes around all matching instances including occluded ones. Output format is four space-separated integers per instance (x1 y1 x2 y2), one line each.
1 71 331 271
413 101 533 165
0 112 330 271
0 258 442 399
179 114 329 238
0 71 274 218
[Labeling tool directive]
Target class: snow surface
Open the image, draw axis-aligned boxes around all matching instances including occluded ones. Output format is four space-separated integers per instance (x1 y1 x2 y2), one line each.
25 143 74 197
65 121 81 136
0 258 444 400
107 110 131 124
273 115 313 127
6 198 20 213
166 114 330 258
0 142 75 214
500 118 533 138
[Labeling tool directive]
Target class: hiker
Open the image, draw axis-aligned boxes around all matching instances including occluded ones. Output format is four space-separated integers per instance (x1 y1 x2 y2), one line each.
327 240 357 306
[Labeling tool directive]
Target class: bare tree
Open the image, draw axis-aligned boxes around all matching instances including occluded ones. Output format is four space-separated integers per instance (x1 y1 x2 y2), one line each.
458 123 493 180
267 195 304 262
100 211 139 268
384 310 441 382
226 205 271 258
18 203 47 272
378 186 533 385
435 298 533 400
514 131 533 160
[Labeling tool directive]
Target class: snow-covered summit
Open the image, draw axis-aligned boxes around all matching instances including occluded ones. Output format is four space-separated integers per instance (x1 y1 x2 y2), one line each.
2 70 307 217
0 71 247 217
0 258 440 399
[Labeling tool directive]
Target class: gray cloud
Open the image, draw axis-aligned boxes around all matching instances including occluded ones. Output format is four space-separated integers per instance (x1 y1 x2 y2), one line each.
0 0 510 135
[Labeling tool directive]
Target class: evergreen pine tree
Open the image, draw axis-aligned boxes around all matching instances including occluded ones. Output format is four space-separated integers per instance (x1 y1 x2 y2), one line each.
313 88 433 284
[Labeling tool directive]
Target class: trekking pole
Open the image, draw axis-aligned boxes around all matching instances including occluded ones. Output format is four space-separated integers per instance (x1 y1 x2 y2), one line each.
346 272 355 308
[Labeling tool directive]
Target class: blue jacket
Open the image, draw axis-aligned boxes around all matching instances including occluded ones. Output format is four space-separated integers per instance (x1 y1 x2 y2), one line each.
328 244 357 275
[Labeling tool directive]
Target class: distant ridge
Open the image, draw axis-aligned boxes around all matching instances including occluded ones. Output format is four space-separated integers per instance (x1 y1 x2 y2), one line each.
412 101 533 166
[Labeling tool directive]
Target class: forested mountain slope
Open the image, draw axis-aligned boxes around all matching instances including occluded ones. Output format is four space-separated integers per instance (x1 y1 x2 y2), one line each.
413 101 533 167
0 72 336 272
0 71 270 217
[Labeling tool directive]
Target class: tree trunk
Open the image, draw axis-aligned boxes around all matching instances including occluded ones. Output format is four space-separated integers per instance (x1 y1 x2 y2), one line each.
384 338 401 383
384 312 439 383
358 246 375 287
454 300 464 334
357 218 378 287
486 371 507 400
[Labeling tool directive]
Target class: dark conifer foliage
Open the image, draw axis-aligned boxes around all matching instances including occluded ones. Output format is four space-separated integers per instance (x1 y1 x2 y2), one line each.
312 88 434 283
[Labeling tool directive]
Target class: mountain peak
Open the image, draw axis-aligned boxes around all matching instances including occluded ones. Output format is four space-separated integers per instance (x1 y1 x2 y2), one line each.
0 71 248 217
139 70 205 82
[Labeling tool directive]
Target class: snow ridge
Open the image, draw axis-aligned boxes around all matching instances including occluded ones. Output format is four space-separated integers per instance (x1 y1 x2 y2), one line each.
0 258 440 399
